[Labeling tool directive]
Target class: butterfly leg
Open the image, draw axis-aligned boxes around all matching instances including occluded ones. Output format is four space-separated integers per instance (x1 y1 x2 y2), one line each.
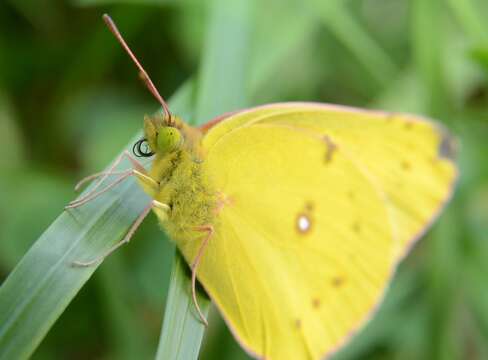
69 150 139 201
73 170 137 192
72 200 169 267
191 225 214 327
66 151 156 209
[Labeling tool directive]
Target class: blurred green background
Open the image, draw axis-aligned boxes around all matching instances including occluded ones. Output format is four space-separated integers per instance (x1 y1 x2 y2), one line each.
1 0 488 359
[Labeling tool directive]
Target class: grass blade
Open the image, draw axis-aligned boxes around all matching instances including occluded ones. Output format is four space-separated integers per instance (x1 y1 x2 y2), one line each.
410 0 447 117
194 0 251 121
156 252 209 359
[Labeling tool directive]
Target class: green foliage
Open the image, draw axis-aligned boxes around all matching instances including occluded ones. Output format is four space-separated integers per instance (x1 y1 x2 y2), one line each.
0 0 487 359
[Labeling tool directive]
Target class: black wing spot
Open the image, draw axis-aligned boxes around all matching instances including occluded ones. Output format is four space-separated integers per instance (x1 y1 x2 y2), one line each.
438 129 458 161
347 190 355 200
332 276 345 287
352 222 361 234
323 135 337 163
312 298 321 309
305 201 315 212
401 160 411 170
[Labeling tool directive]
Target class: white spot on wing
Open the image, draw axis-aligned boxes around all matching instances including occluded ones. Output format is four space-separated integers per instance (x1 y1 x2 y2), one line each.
297 215 310 233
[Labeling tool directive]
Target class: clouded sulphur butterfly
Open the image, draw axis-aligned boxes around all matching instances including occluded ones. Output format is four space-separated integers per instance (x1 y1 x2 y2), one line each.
69 15 458 360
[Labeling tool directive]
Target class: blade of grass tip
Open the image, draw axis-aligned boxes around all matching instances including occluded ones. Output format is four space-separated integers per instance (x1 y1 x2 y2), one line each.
155 0 252 359
447 0 488 45
0 82 193 360
306 0 398 88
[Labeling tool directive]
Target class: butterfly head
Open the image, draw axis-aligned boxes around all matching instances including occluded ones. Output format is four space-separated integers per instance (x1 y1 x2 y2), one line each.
133 114 184 158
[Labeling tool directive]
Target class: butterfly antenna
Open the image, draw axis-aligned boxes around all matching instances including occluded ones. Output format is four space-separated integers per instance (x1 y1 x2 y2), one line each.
102 14 172 120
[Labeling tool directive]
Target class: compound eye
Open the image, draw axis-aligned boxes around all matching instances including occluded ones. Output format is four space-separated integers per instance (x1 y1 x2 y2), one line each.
156 127 183 153
132 138 154 157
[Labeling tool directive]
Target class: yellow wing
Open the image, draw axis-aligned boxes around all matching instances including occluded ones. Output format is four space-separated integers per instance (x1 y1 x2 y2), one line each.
178 103 457 360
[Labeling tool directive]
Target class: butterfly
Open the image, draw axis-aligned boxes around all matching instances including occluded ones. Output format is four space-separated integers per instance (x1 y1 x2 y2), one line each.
67 14 458 360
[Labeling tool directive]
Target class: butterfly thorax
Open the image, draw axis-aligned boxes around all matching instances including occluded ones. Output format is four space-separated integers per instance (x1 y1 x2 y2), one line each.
143 114 217 244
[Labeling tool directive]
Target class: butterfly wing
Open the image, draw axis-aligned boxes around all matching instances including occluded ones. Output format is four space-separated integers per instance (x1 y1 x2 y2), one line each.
178 103 457 359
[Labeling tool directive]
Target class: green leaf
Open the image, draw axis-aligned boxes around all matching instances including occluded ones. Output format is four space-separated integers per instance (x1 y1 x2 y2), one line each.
194 0 252 121
156 252 209 359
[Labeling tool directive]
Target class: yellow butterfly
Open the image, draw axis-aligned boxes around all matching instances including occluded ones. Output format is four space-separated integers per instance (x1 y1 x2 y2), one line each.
68 15 458 360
